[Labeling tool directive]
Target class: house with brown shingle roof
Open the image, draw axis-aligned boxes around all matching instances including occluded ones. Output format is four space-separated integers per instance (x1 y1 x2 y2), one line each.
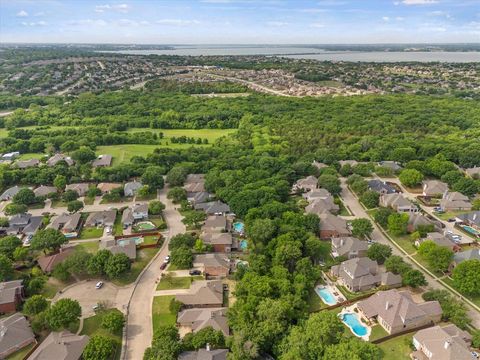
319 213 351 239
33 185 57 198
465 167 480 179
16 158 40 169
201 215 227 233
48 213 81 236
65 183 89 197
37 247 74 273
96 182 122 194
28 331 89 360
440 191 472 212
0 313 36 359
178 348 228 360
380 193 418 213
305 197 340 215
422 180 448 198
0 280 24 314
411 324 472 360
357 289 442 335
331 237 368 259
177 307 229 337
84 210 116 228
415 232 460 252
292 175 318 193
194 254 230 278
100 238 136 260
184 174 206 194
175 280 224 309
302 188 333 202
407 213 442 233
92 154 112 168
47 153 74 167
200 232 232 253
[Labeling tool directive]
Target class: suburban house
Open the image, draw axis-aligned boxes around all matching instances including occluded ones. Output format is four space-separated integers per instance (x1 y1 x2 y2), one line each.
0 280 24 313
200 232 233 253
440 191 472 212
422 180 448 198
367 180 397 195
302 188 333 202
178 347 228 360
28 331 89 360
331 237 368 259
48 213 82 237
450 249 480 270
177 308 229 337
455 211 480 231
121 204 148 228
201 215 228 233
187 191 211 206
4 213 43 237
33 185 57 198
377 161 403 172
92 154 112 167
339 160 359 167
194 253 230 278
175 280 224 309
312 161 328 169
330 257 402 292
305 198 340 215
124 180 143 197
292 175 318 193
97 182 122 194
411 324 472 360
0 313 36 358
47 153 74 167
465 167 480 179
380 193 418 213
184 174 206 195
195 201 230 216
100 239 136 260
37 247 75 273
0 186 21 201
415 232 461 252
407 213 442 233
16 158 40 169
65 183 89 197
357 289 442 335
85 210 116 228
319 213 351 239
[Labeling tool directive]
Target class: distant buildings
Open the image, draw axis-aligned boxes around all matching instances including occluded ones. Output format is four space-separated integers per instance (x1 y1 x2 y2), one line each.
92 154 112 167
124 181 142 197
47 153 74 167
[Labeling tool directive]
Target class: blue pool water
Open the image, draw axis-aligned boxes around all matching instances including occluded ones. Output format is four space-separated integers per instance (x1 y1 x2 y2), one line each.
462 225 479 236
117 236 143 246
240 240 248 250
341 313 368 337
233 222 244 233
315 286 338 305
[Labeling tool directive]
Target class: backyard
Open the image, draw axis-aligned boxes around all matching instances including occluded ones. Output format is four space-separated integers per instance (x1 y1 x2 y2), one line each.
377 333 413 360
79 227 104 240
156 275 203 291
152 295 177 333
112 247 159 286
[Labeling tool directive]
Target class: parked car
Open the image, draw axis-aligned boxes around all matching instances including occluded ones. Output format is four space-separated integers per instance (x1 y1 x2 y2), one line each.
95 281 103 289
160 262 167 270
163 256 170 263
93 304 100 312
447 218 456 222
189 269 201 276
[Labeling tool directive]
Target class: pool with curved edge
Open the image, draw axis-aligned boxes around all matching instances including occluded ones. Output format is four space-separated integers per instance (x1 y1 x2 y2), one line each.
233 222 244 233
340 312 368 337
315 286 338 306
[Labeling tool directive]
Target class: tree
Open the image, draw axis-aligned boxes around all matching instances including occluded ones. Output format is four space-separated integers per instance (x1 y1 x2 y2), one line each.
4 204 27 215
30 229 68 254
399 169 424 188
360 190 379 209
317 174 341 196
387 213 409 236
182 211 206 229
418 241 453 273
149 200 165 215
46 298 81 330
472 330 480 349
323 338 382 360
182 327 225 351
169 233 196 251
64 251 92 276
82 335 116 360
367 243 392 265
167 187 187 203
52 262 70 281
452 259 480 295
248 218 277 248
101 310 125 333
67 200 83 213
87 250 112 276
166 166 188 186
142 166 165 189
87 187 101 198
350 218 373 239
452 177 478 197
13 247 29 262
0 217 9 227
171 246 193 269
105 253 131 279
385 255 410 275
374 207 394 228
0 235 22 259
13 188 36 205
71 146 96 164
0 255 13 281
402 269 427 288
53 175 67 191
144 325 181 360
23 295 49 316
62 189 79 202
422 289 471 329
26 277 46 296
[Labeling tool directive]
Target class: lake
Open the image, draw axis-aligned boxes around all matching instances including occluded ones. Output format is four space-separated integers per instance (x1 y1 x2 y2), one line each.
103 45 480 63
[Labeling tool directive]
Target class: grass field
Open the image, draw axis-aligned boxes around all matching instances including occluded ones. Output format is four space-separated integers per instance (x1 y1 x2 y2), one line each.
378 333 413 360
18 153 46 160
156 276 202 291
79 227 104 240
152 295 177 333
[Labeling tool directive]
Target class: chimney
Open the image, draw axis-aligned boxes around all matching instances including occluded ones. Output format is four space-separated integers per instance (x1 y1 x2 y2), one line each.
340 238 344 246
444 340 451 350
206 343 211 352
385 301 390 310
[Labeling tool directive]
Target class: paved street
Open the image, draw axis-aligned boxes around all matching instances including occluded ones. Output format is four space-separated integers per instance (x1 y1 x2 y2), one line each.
124 185 186 360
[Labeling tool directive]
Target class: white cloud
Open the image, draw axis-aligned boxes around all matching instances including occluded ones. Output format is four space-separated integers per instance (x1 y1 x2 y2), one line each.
21 21 48 26
266 21 288 27
382 16 390 21
67 19 108 27
309 22 325 28
395 16 405 21
95 3 130 13
429 10 451 18
401 0 438 4
156 19 201 26
16 10 28 17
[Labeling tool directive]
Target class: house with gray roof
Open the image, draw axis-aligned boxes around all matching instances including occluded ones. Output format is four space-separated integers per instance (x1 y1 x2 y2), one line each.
177 308 229 337
16 158 40 169
187 191 211 206
65 183 89 197
0 281 24 314
33 185 57 198
302 188 333 202
451 249 480 269
85 210 116 228
0 186 21 201
195 201 230 215
0 313 36 359
176 280 224 308
201 232 232 253
47 153 74 167
292 175 318 193
305 197 340 215
422 180 448 198
121 204 148 228
92 154 112 167
465 167 480 179
319 213 351 239
330 257 402 292
380 193 418 213
48 213 81 236
201 215 227 233
407 213 442 233
331 237 367 259
411 324 472 360
440 191 472 212
368 180 396 195
357 289 442 335
377 161 403 172
184 174 206 194
6 213 43 237
415 232 460 252
194 253 230 278
339 160 359 167
124 180 142 197
178 347 228 360
27 331 89 360
100 238 136 260
455 211 480 230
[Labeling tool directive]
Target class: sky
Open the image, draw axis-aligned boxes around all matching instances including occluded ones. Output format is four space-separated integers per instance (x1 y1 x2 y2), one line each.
1 0 479 44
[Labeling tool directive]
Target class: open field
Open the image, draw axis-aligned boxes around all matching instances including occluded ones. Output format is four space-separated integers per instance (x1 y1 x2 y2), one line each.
156 275 203 290
377 333 413 360
152 295 176 333
126 128 235 142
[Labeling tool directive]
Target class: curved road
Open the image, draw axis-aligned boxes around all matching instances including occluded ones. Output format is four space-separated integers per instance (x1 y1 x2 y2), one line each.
124 185 186 359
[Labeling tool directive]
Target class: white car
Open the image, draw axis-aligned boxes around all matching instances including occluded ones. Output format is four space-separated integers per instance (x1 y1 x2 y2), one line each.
164 256 170 263
95 281 104 289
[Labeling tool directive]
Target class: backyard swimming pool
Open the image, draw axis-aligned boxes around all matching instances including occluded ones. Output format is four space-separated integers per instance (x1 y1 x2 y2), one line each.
340 312 368 338
240 240 248 250
233 222 245 233
462 225 479 236
134 221 156 231
315 286 338 306
117 236 143 246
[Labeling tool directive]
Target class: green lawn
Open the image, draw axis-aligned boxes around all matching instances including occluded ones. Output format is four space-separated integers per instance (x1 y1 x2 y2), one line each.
81 308 123 360
5 343 35 360
51 200 67 208
152 295 177 333
370 325 389 341
18 153 46 160
84 196 95 205
378 333 413 360
336 285 374 301
41 276 75 299
113 213 123 236
79 227 104 239
112 247 159 286
127 128 235 142
388 234 417 255
74 240 99 253
156 276 203 291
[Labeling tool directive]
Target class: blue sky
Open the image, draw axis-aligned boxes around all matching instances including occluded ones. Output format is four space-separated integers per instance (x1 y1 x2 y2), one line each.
1 0 479 44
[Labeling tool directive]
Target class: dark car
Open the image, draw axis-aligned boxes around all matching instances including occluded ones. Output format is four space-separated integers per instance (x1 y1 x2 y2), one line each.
447 218 456 222
160 262 167 270
189 269 201 276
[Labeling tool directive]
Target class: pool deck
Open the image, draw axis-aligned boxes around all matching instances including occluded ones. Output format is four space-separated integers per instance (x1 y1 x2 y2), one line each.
338 305 371 341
